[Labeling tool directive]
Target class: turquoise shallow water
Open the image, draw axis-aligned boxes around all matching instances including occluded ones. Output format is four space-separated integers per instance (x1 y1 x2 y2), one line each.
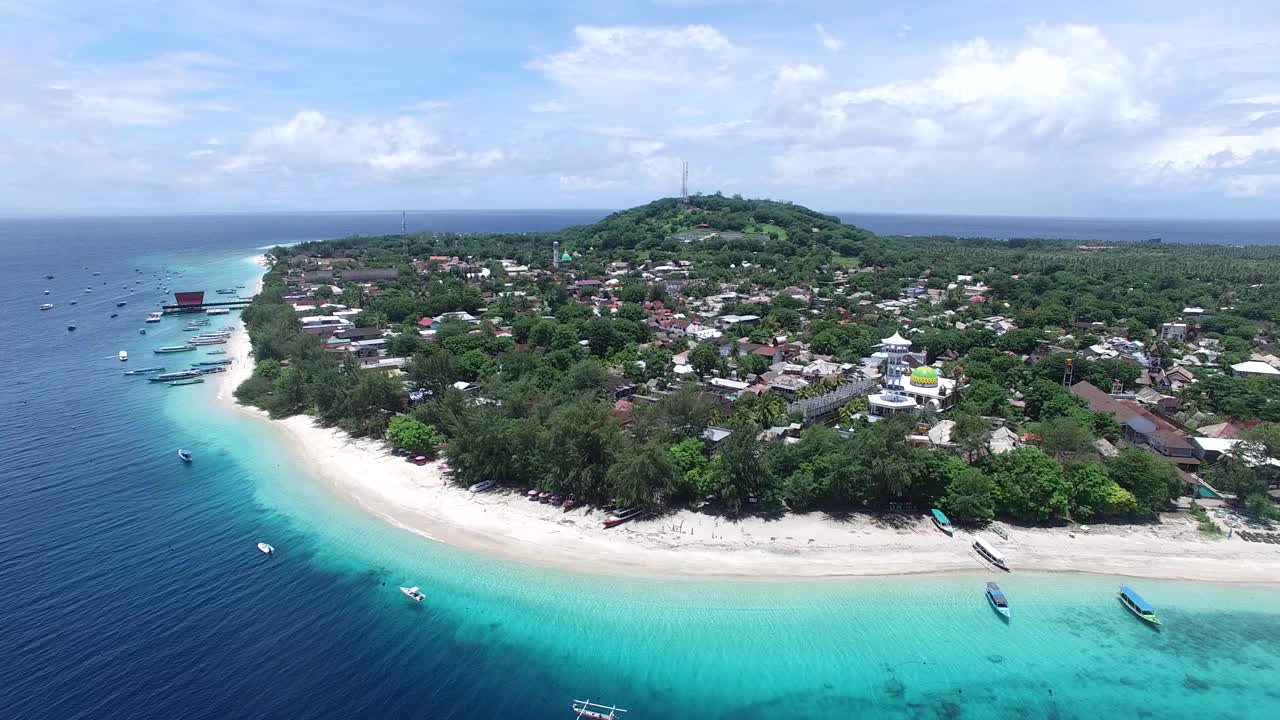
3 214 1280 720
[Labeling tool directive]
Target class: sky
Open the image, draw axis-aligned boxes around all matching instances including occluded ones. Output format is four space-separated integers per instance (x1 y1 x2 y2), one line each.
2 0 1280 218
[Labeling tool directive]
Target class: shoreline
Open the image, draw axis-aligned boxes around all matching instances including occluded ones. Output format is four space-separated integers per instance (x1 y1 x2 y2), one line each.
218 262 1280 584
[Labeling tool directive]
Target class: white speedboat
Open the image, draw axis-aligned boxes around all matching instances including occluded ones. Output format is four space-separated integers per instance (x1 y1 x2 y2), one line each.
257 542 274 555
119 350 128 361
399 586 425 602
40 303 53 310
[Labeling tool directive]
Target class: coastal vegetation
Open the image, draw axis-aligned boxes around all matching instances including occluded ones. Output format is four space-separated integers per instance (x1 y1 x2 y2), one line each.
236 195 1280 528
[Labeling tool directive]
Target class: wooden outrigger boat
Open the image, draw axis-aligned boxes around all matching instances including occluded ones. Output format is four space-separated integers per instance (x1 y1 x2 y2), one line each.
602 508 642 529
973 535 1010 572
572 699 627 720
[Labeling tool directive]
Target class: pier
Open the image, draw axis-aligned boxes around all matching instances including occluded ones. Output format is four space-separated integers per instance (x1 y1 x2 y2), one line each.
161 290 251 314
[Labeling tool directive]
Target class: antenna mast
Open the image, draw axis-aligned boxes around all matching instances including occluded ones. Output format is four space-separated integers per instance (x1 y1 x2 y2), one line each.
401 211 407 233
681 161 688 203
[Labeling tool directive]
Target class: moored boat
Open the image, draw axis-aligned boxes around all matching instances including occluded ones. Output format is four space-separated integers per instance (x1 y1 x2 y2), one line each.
40 303 53 310
985 582 1010 619
119 350 128 361
399 586 426 602
177 449 192 462
151 370 202 382
116 301 127 307
192 359 233 366
67 325 76 331
206 307 231 315
206 349 228 355
145 312 163 323
973 536 1010 571
123 366 166 375
1118 586 1161 626
257 542 274 555
930 508 954 536
169 377 205 386
571 700 628 720
154 344 197 353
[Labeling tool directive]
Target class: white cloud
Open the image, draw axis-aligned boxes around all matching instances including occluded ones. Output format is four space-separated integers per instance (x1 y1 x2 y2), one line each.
411 100 451 113
815 24 843 53
213 110 506 178
527 24 734 90
529 100 568 113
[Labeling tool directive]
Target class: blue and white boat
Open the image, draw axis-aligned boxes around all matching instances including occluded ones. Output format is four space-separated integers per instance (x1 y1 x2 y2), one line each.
1118 586 1161 626
985 582 1010 619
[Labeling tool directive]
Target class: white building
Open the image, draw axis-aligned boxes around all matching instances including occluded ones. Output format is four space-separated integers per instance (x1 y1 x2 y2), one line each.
868 332 958 420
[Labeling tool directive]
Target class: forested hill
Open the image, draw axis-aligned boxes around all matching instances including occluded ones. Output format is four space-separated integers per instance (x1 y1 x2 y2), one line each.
553 195 876 254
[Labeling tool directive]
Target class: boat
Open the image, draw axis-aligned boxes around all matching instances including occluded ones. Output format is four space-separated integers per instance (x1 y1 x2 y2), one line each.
190 338 227 346
145 312 162 323
123 366 165 375
177 449 192 462
216 288 237 294
116 301 127 307
572 700 628 720
930 508 954 536
40 303 53 310
43 290 50 295
44 274 54 279
194 366 226 375
169 377 205 386
93 271 101 276
973 536 1010 571
192 359 233 366
603 508 642 529
154 344 197 354
206 307 230 315
990 525 1009 540
1118 586 1161 626
257 542 274 555
138 328 146 335
151 370 203 382
469 480 497 493
985 582 1011 619
67 325 76 331
119 351 128 361
110 313 118 318
69 301 77 305
206 350 228 355
399 586 426 602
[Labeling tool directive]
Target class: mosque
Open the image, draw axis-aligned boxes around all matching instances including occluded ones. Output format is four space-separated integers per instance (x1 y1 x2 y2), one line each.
867 331 958 420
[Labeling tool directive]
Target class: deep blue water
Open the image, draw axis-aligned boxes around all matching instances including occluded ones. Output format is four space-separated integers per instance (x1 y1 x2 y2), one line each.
841 213 1280 245
3 213 1280 720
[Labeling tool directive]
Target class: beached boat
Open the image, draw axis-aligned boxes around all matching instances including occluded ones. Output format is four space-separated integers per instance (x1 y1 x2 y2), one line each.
1118 586 1161 626
973 536 1010 571
572 700 628 720
154 344 197 354
169 377 205 386
123 367 165 376
603 508 642 529
190 339 227 346
469 480 497 493
985 582 1010 619
177 449 192 463
930 508 954 536
257 542 274 555
119 351 128 361
145 312 162 323
399 586 426 602
40 303 53 310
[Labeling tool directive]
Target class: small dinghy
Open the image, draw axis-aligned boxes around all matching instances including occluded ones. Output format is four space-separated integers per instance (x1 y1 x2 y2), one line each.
177 449 192 463
399 586 425 602
257 542 274 555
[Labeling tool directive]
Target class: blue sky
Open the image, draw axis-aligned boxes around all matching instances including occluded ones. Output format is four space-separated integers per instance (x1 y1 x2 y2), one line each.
2 0 1279 217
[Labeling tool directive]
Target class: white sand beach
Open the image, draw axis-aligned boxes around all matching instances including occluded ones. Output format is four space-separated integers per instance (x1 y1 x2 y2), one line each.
216 263 1280 583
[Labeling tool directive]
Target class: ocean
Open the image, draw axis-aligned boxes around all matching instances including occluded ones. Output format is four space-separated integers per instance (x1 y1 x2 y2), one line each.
2 212 1280 720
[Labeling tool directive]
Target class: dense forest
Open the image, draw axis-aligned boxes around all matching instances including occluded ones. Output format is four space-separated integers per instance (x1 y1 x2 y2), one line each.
236 195 1280 526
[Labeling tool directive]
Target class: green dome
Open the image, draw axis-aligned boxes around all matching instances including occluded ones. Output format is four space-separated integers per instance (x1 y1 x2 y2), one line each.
909 366 939 387
560 251 572 261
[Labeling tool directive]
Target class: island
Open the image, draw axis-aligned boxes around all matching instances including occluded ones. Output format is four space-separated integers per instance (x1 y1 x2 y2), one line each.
226 195 1280 581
